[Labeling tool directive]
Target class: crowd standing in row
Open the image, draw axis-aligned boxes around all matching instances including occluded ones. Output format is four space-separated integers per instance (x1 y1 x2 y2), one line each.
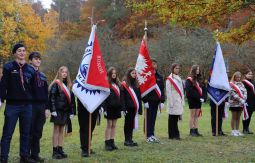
0 43 254 163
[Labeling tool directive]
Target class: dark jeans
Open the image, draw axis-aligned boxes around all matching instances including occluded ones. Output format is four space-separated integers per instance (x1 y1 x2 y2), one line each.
78 106 99 152
146 101 159 137
30 104 46 157
211 104 224 134
124 109 136 141
243 110 253 131
168 115 180 138
1 104 32 160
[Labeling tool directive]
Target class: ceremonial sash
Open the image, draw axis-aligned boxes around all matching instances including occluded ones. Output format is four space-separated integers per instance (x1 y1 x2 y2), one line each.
187 77 202 97
230 82 249 120
167 75 183 99
154 84 161 99
122 81 139 130
55 80 71 105
243 79 255 96
111 83 120 98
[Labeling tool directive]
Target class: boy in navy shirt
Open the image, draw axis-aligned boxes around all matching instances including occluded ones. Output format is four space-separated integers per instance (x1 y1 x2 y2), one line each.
0 43 36 163
28 52 50 162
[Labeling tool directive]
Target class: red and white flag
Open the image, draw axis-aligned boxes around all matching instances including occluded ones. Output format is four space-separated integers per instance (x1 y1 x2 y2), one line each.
72 25 110 113
135 36 160 97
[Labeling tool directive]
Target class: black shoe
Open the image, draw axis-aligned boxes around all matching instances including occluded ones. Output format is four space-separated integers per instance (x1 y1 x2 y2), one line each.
110 139 118 150
52 147 62 159
30 156 44 162
243 129 249 134
219 131 227 136
195 129 203 136
58 146 67 158
247 129 254 134
190 129 197 137
212 133 216 136
131 140 138 146
105 140 114 151
81 150 89 157
20 157 37 163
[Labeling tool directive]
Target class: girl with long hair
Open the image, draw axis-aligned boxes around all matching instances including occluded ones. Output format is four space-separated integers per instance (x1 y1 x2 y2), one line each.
229 71 247 136
121 68 142 146
185 65 206 136
49 66 76 159
103 67 122 151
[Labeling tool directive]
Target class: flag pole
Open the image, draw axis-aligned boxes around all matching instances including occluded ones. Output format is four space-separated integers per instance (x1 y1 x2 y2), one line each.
216 105 219 136
144 20 148 139
88 113 92 156
87 7 94 156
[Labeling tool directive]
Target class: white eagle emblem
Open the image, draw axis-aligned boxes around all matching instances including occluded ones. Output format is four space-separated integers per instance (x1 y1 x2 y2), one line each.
135 54 152 85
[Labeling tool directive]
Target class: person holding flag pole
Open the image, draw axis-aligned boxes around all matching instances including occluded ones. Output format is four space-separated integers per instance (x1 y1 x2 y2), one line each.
135 21 165 143
207 42 231 136
72 17 110 157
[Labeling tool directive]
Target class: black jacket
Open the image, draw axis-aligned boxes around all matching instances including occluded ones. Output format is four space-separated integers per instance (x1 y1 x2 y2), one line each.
143 71 165 103
103 85 124 112
0 61 35 105
121 84 142 115
49 82 76 114
32 70 48 107
185 79 207 104
242 79 255 111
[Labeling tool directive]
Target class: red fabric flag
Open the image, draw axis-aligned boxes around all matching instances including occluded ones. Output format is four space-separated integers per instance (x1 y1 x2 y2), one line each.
86 32 109 90
135 38 157 97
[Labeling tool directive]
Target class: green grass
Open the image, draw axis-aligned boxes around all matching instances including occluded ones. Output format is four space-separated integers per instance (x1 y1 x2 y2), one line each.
1 103 255 163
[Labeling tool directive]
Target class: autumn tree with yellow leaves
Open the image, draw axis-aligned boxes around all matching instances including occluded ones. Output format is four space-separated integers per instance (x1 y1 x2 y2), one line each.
129 0 255 44
0 0 56 59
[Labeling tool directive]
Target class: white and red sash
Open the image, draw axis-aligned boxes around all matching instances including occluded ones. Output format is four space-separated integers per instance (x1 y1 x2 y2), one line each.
154 84 161 99
111 83 120 98
187 77 203 117
243 79 255 96
230 82 249 120
167 75 183 99
122 81 139 130
55 79 71 105
187 77 202 97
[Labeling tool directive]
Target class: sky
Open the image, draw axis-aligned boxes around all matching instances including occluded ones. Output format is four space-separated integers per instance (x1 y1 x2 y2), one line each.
40 0 53 9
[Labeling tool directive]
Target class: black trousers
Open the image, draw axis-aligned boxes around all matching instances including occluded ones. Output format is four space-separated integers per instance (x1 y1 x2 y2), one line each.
124 109 136 141
30 104 46 157
210 104 224 134
146 101 159 137
78 106 99 151
243 110 253 131
168 115 180 138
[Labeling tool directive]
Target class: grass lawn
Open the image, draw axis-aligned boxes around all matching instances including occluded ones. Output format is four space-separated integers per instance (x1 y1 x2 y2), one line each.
0 103 255 163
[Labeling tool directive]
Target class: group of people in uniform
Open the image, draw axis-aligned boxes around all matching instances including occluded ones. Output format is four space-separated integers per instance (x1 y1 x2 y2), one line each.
0 43 254 163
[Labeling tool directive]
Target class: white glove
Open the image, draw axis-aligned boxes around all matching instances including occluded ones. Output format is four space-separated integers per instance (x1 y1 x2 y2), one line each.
45 109 51 118
225 102 230 108
51 111 57 117
104 111 107 116
241 100 246 105
200 98 205 103
121 111 127 116
70 114 74 119
159 103 164 109
144 103 149 109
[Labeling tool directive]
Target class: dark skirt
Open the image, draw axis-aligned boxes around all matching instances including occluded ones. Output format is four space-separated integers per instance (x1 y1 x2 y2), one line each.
50 111 68 125
188 100 202 109
104 107 121 120
230 107 243 112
